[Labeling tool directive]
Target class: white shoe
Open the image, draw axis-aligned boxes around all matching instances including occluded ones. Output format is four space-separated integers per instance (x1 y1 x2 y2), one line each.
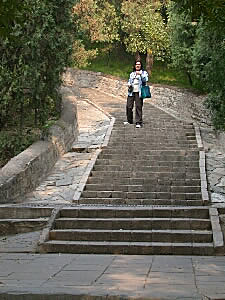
136 124 141 128
123 121 132 125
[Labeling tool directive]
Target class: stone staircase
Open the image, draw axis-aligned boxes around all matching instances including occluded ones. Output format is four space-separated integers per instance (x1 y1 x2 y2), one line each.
39 90 224 255
42 205 214 255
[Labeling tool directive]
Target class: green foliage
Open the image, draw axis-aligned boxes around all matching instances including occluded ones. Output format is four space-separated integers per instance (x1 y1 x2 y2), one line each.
0 130 40 168
121 1 170 61
169 1 225 129
72 0 119 68
0 0 76 167
192 20 225 129
168 4 196 85
0 0 26 37
171 0 225 23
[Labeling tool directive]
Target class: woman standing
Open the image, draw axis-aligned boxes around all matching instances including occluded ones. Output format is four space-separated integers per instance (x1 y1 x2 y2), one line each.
124 61 148 128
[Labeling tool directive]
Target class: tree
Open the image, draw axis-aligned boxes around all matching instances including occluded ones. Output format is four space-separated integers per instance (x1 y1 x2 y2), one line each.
168 4 196 85
171 0 225 23
192 19 225 129
72 0 119 67
120 0 170 75
0 0 76 130
169 0 225 129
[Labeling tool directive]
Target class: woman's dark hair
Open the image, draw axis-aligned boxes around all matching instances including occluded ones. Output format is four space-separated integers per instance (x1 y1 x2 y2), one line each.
132 60 144 72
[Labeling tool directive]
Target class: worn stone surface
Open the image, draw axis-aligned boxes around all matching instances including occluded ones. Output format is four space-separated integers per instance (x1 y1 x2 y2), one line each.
0 231 41 253
0 254 225 299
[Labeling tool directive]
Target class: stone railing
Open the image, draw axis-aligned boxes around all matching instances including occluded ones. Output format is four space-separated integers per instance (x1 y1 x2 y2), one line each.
0 84 79 204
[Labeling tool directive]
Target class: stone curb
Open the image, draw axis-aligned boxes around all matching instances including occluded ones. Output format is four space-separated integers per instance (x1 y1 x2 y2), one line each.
72 96 115 203
83 97 112 119
73 149 102 203
0 87 79 204
194 125 204 150
194 124 210 205
209 207 225 254
101 117 115 148
199 151 210 205
37 207 62 253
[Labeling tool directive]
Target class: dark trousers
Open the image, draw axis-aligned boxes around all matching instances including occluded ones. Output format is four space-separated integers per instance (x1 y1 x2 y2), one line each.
126 92 143 124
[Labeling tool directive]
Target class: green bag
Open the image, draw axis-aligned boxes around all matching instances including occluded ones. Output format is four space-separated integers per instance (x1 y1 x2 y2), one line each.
141 85 151 99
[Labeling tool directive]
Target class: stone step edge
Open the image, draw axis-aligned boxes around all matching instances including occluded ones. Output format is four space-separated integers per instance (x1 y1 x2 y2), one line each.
0 206 53 219
50 229 212 234
49 229 213 243
42 240 214 247
55 217 210 222
40 240 215 255
0 218 49 235
0 218 49 222
59 205 210 210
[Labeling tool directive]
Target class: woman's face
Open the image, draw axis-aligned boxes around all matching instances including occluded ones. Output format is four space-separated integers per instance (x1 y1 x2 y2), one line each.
135 62 141 71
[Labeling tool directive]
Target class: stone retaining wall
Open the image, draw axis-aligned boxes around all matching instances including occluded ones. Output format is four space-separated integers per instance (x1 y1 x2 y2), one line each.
0 85 79 204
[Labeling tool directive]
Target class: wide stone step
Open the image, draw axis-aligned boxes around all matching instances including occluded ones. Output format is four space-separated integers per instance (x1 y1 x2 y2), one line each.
90 171 201 180
99 154 199 161
78 198 204 206
108 139 197 144
49 229 212 243
108 140 197 146
81 191 202 200
41 240 214 255
0 218 49 235
100 149 199 156
92 165 200 173
104 146 197 150
0 207 52 219
111 130 196 136
84 184 201 193
111 128 195 133
54 217 211 230
109 136 196 141
114 124 195 129
60 206 209 219
87 177 201 186
95 160 199 167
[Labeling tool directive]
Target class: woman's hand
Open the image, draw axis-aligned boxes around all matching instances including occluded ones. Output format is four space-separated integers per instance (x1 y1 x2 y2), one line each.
136 70 142 75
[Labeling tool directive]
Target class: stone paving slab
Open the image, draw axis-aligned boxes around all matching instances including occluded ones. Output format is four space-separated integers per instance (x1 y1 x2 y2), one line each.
0 254 225 299
0 231 41 253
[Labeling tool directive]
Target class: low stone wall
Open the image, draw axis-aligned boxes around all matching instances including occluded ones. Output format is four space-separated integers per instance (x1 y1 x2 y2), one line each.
0 84 79 204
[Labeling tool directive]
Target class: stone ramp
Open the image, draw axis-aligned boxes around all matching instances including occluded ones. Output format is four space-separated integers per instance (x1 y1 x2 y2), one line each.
39 88 224 255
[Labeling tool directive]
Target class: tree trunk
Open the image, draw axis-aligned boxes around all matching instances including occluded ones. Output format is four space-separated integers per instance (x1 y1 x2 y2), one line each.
146 49 153 77
135 51 141 62
186 71 193 86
